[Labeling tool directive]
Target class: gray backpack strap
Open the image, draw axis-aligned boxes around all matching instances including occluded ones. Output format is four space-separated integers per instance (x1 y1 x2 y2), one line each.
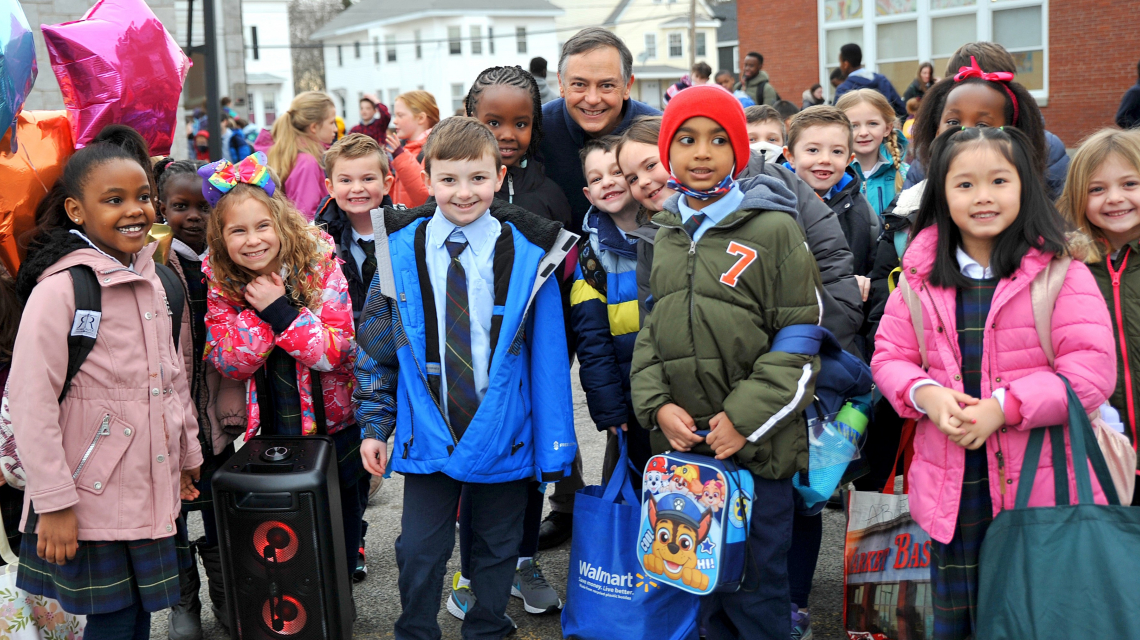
898 273 927 371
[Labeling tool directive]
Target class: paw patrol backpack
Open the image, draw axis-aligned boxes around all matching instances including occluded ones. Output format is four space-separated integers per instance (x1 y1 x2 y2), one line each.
637 453 754 595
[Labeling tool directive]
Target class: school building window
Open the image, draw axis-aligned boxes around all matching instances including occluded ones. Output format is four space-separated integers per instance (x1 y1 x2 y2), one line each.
644 33 656 59
414 30 422 59
668 32 682 58
471 26 483 55
819 0 1047 100
354 41 361 58
449 26 462 55
696 32 706 56
488 27 495 54
374 36 380 64
388 88 400 105
516 27 527 54
386 34 397 62
337 44 343 67
451 83 466 114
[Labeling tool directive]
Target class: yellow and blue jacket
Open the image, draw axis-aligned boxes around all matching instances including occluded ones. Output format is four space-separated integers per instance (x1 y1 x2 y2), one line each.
570 208 649 430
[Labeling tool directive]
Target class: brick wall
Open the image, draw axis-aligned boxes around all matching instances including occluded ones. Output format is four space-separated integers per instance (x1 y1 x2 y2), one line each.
736 0 1140 147
735 2 818 104
1043 0 1140 146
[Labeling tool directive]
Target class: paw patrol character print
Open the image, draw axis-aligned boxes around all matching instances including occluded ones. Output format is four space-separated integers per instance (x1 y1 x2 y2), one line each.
699 477 727 513
669 464 704 498
644 457 669 496
643 493 712 591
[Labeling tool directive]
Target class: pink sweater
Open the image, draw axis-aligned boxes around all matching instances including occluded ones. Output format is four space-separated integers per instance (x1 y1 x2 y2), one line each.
871 226 1116 543
283 152 326 221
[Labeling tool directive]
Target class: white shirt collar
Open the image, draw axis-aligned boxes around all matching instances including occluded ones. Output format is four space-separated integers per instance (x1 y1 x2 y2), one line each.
956 246 994 279
428 206 498 257
171 238 207 262
70 229 137 272
350 228 374 243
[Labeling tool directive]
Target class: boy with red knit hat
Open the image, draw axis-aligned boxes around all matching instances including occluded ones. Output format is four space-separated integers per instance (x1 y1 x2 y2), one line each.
630 85 823 639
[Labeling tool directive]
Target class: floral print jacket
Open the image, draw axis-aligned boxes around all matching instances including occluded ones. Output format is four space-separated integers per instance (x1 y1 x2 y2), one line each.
203 233 356 438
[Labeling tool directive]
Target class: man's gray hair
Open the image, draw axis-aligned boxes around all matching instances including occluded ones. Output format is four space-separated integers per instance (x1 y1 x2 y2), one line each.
557 27 633 84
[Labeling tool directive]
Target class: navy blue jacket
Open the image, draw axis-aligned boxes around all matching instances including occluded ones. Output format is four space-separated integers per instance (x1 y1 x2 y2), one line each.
1117 82 1140 130
316 194 393 327
539 97 660 235
570 208 648 430
352 200 579 483
833 68 906 116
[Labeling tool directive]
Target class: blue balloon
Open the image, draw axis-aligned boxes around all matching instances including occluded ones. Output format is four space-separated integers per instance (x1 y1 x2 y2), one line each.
0 0 38 152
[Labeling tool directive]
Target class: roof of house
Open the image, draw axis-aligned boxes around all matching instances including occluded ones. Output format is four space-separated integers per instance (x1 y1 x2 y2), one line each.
311 0 562 40
659 16 722 28
602 0 633 25
710 0 737 43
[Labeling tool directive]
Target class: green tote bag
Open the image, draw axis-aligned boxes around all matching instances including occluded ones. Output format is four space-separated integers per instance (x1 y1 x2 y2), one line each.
977 375 1140 639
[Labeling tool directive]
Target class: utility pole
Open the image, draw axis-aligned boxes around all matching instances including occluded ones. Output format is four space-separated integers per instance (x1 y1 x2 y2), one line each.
203 0 223 160
688 0 696 69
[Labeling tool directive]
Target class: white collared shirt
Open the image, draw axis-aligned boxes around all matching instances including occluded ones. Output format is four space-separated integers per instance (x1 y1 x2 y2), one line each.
908 246 1006 412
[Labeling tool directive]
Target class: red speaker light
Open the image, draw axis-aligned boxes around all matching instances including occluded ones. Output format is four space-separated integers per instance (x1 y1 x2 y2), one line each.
261 595 307 635
252 521 299 563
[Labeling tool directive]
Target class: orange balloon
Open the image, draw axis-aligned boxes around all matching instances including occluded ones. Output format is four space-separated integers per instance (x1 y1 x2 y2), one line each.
0 111 74 274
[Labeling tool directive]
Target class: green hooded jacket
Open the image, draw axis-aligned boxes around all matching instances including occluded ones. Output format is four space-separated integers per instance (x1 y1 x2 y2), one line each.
1088 239 1140 458
630 176 822 479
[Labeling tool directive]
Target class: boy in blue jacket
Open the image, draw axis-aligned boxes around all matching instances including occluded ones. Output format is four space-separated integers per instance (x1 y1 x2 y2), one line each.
353 117 578 640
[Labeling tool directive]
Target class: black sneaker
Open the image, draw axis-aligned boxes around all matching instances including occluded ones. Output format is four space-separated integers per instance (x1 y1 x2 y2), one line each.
536 511 573 550
353 547 368 583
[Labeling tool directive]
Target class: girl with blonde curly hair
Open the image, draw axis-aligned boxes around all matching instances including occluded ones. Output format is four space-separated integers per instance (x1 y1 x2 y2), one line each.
837 88 909 215
200 154 369 575
267 91 338 220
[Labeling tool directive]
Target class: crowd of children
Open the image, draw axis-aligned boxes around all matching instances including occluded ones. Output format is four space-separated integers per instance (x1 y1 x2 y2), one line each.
4 30 1140 640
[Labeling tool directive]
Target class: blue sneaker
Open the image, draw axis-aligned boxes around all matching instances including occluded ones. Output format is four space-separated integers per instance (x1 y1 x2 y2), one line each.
447 572 476 620
791 604 812 640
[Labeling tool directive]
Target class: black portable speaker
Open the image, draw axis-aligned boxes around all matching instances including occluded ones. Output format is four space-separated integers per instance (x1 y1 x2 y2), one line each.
213 436 353 639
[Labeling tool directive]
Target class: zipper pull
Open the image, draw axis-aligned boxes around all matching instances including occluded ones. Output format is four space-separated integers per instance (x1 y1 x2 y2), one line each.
508 174 515 203
100 415 111 434
689 240 696 255
402 442 409 459
996 450 1006 495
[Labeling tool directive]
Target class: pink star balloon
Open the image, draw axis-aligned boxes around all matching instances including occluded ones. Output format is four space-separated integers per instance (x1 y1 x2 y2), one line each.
42 0 191 155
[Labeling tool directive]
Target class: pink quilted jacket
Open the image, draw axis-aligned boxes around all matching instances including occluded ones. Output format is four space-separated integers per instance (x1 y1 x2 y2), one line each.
203 232 356 439
871 226 1116 544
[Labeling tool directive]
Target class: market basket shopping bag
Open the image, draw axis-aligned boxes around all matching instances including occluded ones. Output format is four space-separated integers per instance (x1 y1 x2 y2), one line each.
977 375 1140 639
843 419 934 640
562 432 699 640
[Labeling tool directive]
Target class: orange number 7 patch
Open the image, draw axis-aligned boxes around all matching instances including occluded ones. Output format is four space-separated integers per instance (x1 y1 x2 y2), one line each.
720 242 758 287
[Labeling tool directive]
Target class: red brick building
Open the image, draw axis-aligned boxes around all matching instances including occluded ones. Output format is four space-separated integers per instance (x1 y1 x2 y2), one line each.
737 0 1140 146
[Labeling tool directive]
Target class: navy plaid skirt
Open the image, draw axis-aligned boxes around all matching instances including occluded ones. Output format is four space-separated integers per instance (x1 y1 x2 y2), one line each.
929 445 994 640
16 517 192 615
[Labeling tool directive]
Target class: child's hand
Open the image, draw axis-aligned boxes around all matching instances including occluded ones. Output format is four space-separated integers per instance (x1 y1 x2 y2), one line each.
607 424 629 436
706 412 746 460
245 274 286 312
914 385 978 439
954 398 1005 450
385 132 402 155
361 439 387 476
656 404 703 452
37 508 78 565
180 467 201 501
855 275 871 302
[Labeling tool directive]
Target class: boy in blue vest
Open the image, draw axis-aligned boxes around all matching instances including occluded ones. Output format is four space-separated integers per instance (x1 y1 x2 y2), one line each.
353 117 578 640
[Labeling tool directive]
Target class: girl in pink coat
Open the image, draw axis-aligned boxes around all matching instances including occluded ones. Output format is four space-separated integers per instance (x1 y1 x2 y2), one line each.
199 153 367 577
871 126 1116 640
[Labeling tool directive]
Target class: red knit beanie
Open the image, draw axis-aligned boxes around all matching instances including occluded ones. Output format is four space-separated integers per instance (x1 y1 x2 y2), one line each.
658 85 750 179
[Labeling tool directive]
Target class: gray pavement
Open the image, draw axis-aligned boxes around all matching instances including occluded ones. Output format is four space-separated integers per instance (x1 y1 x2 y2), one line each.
156 367 849 639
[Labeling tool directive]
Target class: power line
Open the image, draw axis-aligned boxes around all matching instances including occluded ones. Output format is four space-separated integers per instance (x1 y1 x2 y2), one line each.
252 13 718 50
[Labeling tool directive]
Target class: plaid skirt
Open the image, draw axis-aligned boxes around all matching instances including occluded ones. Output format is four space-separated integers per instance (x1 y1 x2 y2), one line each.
929 445 994 640
16 516 192 615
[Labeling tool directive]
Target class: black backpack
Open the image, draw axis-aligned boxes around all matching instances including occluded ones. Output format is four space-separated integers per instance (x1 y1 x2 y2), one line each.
59 262 185 403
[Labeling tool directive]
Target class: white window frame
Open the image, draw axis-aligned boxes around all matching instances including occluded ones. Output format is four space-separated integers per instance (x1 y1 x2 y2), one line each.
451 83 466 114
449 26 462 55
471 26 483 55
516 26 527 54
668 32 683 58
645 33 657 59
816 0 1048 103
385 34 397 62
696 32 706 57
414 30 422 60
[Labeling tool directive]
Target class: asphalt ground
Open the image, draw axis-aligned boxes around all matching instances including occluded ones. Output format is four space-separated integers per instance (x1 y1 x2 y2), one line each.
154 366 849 639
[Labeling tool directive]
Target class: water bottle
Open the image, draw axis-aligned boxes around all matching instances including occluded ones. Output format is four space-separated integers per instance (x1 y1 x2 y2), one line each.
835 400 872 445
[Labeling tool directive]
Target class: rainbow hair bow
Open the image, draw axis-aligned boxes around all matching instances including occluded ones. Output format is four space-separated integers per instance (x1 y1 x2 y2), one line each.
197 151 276 207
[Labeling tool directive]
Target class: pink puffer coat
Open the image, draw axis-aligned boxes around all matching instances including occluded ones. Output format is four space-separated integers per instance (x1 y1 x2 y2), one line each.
872 226 1116 544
